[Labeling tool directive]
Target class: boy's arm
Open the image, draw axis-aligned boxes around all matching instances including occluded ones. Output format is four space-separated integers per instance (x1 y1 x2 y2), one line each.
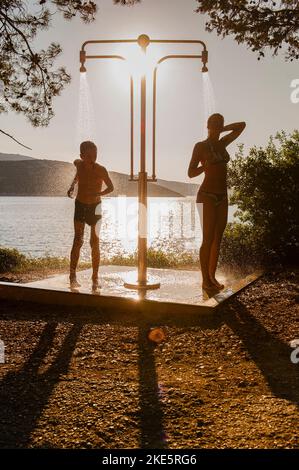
67 160 80 197
98 167 114 196
67 172 78 198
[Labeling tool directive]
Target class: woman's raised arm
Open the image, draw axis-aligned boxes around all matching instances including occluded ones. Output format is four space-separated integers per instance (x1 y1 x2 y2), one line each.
220 122 246 147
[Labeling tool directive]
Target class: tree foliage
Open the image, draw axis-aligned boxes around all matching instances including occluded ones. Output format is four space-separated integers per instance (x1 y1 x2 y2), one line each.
225 130 299 266
0 1 98 128
1 0 298 149
113 0 140 4
195 0 299 61
109 1 299 62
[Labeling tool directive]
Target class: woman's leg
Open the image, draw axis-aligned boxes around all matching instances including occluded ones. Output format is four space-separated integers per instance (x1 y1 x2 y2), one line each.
208 197 228 288
197 198 217 289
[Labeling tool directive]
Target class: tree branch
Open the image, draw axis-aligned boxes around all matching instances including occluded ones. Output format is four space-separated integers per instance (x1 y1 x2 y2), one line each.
0 128 32 150
0 10 48 97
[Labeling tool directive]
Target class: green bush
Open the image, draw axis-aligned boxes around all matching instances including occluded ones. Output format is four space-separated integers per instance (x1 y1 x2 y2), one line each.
110 247 196 268
219 222 262 271
226 130 299 266
109 252 136 266
0 245 196 273
0 247 26 272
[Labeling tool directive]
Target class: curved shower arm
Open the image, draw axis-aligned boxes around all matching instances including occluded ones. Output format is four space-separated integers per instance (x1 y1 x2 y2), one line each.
152 39 207 47
81 39 137 51
84 55 126 60
152 55 204 182
157 54 203 65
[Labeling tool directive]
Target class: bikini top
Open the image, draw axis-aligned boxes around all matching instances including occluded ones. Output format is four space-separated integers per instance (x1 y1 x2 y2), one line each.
204 139 230 166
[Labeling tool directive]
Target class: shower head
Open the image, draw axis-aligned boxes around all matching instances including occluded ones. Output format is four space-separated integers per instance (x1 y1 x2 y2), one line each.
80 50 86 73
201 49 208 73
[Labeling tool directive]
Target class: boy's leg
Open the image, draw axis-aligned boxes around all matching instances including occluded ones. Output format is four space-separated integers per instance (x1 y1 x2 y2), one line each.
70 220 85 284
90 223 100 286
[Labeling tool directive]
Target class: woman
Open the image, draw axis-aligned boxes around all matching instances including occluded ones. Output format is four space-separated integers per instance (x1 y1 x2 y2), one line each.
188 113 246 296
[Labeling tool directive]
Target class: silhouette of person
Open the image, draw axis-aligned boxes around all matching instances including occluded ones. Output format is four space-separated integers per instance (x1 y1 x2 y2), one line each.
188 114 246 297
67 141 114 290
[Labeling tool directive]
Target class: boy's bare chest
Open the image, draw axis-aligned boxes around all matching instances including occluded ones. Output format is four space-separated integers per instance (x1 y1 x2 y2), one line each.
78 166 102 183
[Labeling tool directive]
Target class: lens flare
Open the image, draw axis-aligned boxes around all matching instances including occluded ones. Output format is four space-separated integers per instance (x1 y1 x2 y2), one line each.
124 47 156 80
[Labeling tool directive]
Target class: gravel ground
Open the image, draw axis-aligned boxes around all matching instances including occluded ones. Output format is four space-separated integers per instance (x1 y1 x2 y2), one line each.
0 267 298 449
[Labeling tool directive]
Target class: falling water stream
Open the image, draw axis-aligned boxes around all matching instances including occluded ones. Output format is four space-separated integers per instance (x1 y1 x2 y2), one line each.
76 72 96 146
202 71 217 138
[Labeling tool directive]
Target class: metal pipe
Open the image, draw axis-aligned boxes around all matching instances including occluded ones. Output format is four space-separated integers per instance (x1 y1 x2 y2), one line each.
138 75 147 286
150 39 207 50
140 74 146 174
125 36 160 291
130 76 134 180
157 54 202 65
85 55 126 60
81 38 207 51
82 39 137 51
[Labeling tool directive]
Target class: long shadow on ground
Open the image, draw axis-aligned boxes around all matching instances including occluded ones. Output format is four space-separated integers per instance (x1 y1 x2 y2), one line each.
138 326 168 449
223 299 299 405
0 295 297 449
0 299 221 448
0 320 82 448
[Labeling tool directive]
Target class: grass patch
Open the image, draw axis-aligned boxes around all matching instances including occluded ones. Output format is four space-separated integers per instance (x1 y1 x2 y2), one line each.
109 247 197 269
0 246 197 273
0 247 91 273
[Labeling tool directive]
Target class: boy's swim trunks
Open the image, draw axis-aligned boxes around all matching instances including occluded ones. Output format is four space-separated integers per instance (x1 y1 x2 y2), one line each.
74 199 102 226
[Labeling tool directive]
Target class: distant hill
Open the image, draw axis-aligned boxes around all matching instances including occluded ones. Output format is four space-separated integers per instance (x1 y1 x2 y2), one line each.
157 178 198 197
0 152 200 197
108 171 183 197
0 153 35 161
0 158 188 197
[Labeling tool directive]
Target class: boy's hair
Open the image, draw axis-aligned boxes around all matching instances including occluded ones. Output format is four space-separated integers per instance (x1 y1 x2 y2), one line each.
80 141 96 154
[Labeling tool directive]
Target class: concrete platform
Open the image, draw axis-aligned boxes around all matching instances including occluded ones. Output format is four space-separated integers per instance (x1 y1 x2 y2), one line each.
0 265 262 315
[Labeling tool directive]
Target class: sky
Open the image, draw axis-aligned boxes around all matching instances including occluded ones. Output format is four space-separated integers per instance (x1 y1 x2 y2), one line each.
0 0 298 183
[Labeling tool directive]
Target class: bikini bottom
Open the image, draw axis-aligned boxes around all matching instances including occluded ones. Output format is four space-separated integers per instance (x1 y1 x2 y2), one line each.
197 190 228 207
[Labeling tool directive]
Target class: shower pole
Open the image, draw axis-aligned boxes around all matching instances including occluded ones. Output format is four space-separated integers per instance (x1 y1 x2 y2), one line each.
79 35 208 291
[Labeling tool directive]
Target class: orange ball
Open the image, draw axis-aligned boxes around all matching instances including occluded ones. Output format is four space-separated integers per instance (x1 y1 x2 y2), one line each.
148 328 166 344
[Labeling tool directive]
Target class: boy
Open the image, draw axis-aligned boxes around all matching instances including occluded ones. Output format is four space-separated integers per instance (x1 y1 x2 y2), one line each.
67 141 114 290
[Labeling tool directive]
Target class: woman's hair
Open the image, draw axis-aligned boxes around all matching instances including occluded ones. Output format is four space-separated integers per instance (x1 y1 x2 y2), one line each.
207 113 224 129
80 141 96 154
